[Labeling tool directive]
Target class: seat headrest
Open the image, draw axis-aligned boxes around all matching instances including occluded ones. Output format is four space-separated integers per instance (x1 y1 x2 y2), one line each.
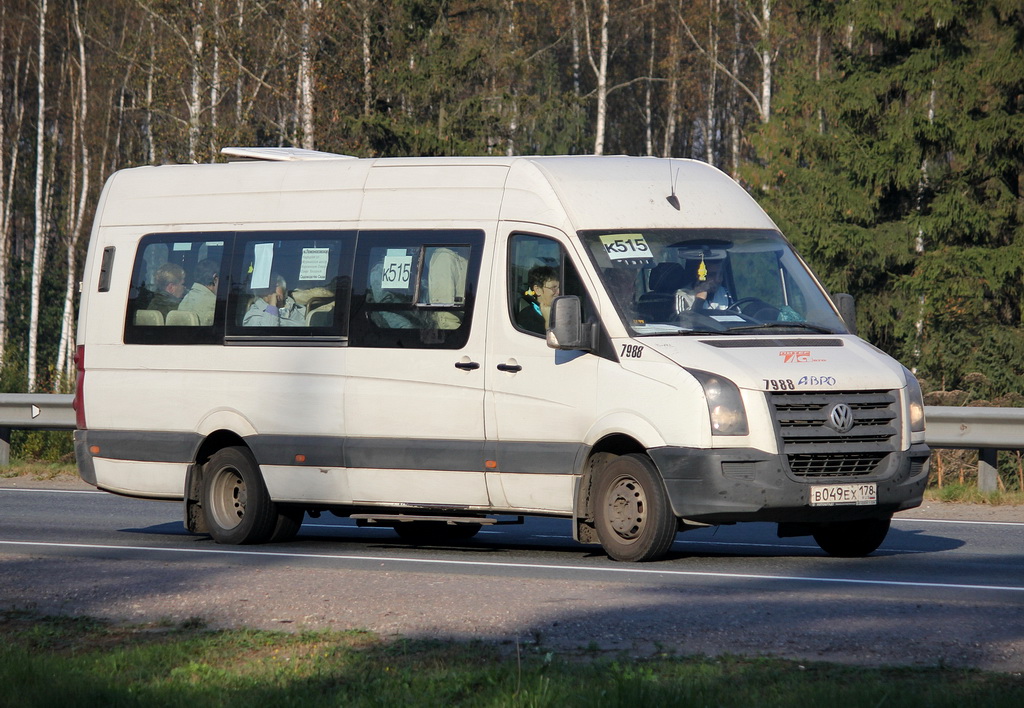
648 263 687 293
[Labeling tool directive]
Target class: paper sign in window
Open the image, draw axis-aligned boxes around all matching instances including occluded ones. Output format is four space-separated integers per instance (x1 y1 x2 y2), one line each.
250 242 274 289
599 233 653 265
299 248 330 281
381 249 413 290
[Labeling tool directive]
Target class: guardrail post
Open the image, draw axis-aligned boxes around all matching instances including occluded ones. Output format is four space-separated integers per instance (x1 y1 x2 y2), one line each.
0 427 10 466
978 448 998 493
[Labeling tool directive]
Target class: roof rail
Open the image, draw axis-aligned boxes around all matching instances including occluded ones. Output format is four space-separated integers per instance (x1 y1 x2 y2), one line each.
220 147 356 162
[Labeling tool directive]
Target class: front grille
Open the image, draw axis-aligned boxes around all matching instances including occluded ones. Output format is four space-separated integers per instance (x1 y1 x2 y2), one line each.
768 390 899 478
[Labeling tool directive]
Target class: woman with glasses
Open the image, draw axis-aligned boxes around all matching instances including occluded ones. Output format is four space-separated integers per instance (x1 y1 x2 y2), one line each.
516 265 560 335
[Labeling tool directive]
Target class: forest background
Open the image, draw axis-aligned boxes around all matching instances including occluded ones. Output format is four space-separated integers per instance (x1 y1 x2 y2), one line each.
0 1 1022 481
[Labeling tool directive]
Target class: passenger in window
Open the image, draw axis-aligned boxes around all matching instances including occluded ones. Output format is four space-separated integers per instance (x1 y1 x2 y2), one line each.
178 259 219 326
149 263 188 316
292 285 336 326
516 265 559 334
428 247 468 330
244 273 306 326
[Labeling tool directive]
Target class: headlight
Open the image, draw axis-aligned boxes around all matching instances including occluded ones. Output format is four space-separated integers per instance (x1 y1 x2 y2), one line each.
687 369 749 436
903 367 926 433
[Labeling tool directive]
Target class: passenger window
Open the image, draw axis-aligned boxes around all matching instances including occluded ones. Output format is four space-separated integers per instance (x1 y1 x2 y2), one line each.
226 231 354 338
508 233 591 336
124 234 227 344
348 230 483 349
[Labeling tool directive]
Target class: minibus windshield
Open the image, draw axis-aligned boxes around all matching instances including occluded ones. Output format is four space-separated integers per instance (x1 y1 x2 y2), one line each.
579 229 848 336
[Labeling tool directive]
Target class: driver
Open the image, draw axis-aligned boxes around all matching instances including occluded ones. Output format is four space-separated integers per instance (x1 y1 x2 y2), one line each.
676 253 732 311
692 256 731 309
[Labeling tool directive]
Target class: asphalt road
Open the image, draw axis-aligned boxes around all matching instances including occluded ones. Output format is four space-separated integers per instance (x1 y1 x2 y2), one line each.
1 477 1022 672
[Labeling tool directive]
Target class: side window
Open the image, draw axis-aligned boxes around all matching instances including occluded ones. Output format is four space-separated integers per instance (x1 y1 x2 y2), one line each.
124 234 227 344
508 233 590 337
348 230 483 349
226 231 354 338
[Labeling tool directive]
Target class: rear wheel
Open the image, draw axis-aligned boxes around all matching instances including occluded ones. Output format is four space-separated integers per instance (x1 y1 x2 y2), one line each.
593 453 677 562
269 505 305 543
812 516 891 557
393 521 482 544
202 446 279 545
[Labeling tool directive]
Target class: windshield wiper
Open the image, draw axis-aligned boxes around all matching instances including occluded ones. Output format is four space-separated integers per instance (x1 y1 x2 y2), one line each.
642 328 724 336
727 322 836 334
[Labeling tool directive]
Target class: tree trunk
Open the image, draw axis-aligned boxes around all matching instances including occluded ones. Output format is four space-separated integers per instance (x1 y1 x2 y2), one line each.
361 2 372 117
298 0 315 149
56 0 91 388
661 7 679 158
210 0 221 161
644 23 655 156
188 0 204 162
585 0 610 155
728 2 742 175
0 5 26 366
146 17 156 163
28 0 48 392
705 0 720 164
759 0 771 123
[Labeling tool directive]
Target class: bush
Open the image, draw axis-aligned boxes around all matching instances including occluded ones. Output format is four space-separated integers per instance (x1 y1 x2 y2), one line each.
12 430 75 463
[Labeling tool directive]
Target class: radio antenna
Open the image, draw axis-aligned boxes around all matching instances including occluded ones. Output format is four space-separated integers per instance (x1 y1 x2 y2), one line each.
666 163 681 210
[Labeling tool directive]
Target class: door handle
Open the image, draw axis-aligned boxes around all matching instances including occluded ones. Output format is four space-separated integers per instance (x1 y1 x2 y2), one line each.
454 361 480 370
496 363 522 373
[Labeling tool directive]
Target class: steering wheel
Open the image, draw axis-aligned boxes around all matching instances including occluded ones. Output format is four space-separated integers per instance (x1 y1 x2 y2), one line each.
729 297 770 313
727 297 778 319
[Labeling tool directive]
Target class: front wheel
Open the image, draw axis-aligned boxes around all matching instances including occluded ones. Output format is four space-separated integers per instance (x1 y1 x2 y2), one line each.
593 454 678 562
812 516 892 557
201 446 279 545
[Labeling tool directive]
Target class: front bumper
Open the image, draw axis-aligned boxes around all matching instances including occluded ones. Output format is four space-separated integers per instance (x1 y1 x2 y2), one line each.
649 442 930 524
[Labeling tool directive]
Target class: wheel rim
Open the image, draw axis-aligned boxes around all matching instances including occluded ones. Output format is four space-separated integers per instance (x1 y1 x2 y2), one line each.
209 467 246 530
603 474 647 540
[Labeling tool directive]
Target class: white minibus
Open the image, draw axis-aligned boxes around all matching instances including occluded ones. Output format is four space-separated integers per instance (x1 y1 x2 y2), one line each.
73 148 930 561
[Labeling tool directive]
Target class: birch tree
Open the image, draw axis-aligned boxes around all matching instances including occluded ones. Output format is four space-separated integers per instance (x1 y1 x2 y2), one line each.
581 0 610 154
188 0 204 161
55 0 90 387
298 0 317 149
27 0 48 392
0 5 30 367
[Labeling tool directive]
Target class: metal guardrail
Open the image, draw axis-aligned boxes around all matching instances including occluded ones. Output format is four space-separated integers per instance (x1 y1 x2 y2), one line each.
0 394 76 465
922 405 1024 449
0 396 1020 490
920 405 1024 493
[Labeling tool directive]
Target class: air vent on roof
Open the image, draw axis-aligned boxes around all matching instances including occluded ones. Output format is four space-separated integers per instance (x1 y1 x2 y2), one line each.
220 147 356 162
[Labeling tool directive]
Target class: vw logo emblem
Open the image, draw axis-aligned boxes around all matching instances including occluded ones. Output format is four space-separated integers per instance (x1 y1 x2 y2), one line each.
829 403 855 433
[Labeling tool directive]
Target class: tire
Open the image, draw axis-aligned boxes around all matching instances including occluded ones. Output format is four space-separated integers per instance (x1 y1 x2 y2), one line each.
593 453 677 562
393 521 482 544
201 446 279 545
812 516 892 557
269 505 305 543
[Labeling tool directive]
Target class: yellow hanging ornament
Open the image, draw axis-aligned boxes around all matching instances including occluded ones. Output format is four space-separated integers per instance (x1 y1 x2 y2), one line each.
697 256 707 282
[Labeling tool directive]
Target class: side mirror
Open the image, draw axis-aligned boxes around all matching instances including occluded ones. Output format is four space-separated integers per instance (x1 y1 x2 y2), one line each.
834 293 856 335
546 296 597 351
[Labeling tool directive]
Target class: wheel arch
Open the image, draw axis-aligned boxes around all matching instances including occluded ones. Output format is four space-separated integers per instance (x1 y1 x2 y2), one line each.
573 433 650 543
183 429 251 534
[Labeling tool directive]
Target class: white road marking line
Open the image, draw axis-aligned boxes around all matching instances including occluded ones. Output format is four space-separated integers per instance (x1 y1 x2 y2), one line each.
1 539 1021 593
0 487 105 494
894 517 1024 527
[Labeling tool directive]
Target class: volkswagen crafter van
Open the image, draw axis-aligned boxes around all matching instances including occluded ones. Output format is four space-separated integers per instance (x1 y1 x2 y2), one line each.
73 148 930 561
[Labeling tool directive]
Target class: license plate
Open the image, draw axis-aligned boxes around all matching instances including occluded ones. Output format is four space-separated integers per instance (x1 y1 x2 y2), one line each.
809 483 877 506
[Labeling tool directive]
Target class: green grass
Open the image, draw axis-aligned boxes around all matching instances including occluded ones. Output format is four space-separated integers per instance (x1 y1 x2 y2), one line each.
0 460 77 480
0 611 1021 708
924 484 1024 506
